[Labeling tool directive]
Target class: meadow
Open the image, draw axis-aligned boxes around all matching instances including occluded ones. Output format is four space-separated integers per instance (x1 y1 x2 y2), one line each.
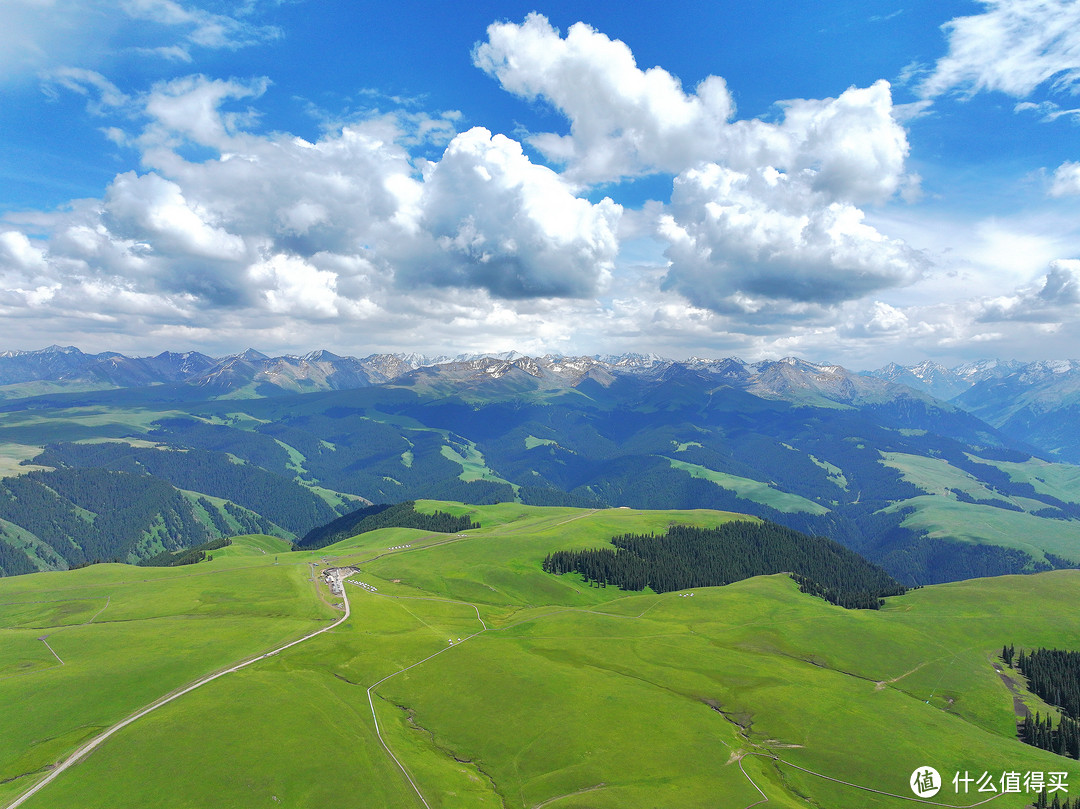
2 502 1078 808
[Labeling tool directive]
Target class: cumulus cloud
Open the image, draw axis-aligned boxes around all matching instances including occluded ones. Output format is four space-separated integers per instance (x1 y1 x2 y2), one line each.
0 68 623 352
140 75 269 151
1050 161 1080 196
403 127 621 298
248 254 341 318
0 231 48 275
474 13 735 184
864 301 910 334
920 0 1080 98
979 260 1080 322
474 13 911 204
472 13 923 318
658 164 926 314
19 12 1079 363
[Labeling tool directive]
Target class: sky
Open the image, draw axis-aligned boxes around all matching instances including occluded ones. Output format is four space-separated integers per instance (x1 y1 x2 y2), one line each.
1 0 1079 369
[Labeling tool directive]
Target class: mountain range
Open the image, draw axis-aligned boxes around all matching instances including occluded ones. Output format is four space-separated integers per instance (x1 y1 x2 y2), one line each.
4 345 1080 587
6 346 1080 461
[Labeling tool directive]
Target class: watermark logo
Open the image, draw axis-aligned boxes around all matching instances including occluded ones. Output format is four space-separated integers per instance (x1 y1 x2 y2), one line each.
911 766 942 798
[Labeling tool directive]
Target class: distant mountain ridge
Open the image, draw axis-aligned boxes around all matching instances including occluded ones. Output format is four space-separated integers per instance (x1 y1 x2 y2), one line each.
0 345 963 406
6 345 1080 462
865 358 1080 462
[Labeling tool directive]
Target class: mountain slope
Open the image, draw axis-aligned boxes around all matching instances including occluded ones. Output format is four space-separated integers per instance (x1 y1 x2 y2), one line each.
1 349 1080 585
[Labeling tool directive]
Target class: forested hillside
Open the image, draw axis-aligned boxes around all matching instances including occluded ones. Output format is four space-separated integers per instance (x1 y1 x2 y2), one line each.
2 353 1080 583
543 521 906 608
0 468 210 569
296 501 479 550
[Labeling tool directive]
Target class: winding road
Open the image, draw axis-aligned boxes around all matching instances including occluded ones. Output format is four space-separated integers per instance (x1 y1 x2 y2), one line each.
4 525 1025 809
4 571 352 809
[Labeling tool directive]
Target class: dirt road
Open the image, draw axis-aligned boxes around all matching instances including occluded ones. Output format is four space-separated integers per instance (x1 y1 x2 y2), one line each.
5 571 351 809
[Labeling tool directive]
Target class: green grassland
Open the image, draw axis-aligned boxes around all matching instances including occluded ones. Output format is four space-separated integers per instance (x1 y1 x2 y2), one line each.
881 452 999 500
440 439 521 494
971 455 1080 505
880 452 1080 562
885 496 1080 561
0 445 51 478
0 406 187 445
0 381 117 401
3 503 1080 808
664 456 830 514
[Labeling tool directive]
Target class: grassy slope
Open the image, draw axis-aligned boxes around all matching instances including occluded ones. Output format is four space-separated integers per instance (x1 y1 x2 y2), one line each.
971 455 1080 505
0 534 331 807
664 456 830 514
2 504 1078 809
0 445 51 478
882 452 1080 561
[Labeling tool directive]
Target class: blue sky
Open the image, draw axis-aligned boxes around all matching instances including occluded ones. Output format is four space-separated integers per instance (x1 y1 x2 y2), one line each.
1 0 1078 368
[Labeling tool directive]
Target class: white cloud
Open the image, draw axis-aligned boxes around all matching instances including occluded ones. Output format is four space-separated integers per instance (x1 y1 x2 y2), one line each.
103 171 246 261
1015 99 1080 122
120 0 280 54
42 67 129 112
0 231 48 274
1050 161 1080 196
474 13 911 205
920 0 1080 98
0 70 623 351
404 127 622 298
864 301 910 333
248 254 340 318
473 13 921 317
474 13 734 184
8 11 1077 365
141 74 269 151
978 259 1080 322
659 164 926 314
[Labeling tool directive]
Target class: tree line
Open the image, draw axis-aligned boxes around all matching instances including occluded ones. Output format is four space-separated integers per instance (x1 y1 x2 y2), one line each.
140 537 233 567
1004 645 1080 763
542 520 906 608
296 501 479 550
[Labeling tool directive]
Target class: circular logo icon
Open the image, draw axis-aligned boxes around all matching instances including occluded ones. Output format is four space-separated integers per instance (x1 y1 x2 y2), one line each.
911 766 941 798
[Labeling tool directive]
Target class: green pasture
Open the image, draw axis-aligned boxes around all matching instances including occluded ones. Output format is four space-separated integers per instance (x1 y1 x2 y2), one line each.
0 519 65 572
881 451 1013 502
0 537 337 807
3 504 1080 809
886 495 1080 561
0 407 184 445
971 454 1080 505
0 444 50 478
0 381 116 401
663 456 830 514
439 440 520 493
809 453 848 489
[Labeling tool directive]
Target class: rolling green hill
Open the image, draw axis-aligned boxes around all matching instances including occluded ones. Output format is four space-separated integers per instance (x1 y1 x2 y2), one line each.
3 503 1080 809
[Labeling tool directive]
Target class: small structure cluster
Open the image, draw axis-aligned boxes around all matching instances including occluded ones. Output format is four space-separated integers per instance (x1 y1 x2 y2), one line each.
678 592 695 598
387 544 411 550
349 580 378 593
321 566 358 597
323 571 342 596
